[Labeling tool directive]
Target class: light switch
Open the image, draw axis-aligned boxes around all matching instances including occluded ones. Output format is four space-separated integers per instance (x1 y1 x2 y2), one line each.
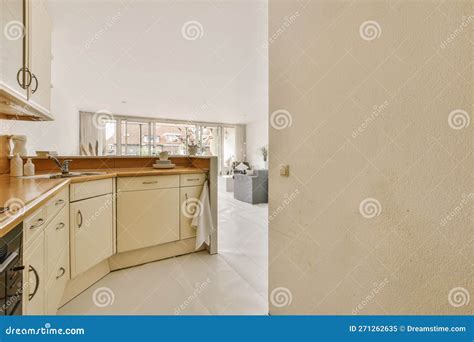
279 164 289 177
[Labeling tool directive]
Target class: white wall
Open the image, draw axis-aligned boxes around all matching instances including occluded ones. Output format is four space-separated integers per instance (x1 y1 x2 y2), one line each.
8 0 267 157
246 118 268 169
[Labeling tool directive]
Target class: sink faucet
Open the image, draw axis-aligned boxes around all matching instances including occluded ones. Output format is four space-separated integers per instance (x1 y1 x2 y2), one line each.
48 155 72 174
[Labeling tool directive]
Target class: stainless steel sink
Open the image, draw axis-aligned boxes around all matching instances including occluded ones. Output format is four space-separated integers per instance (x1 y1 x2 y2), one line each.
20 172 107 180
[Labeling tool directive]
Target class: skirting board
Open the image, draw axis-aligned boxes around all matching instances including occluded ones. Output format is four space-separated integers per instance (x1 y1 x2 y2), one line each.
108 237 203 271
59 238 205 307
60 259 111 307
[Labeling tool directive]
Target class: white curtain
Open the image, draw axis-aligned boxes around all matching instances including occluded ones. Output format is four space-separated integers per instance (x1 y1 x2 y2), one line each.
234 124 246 161
79 112 105 156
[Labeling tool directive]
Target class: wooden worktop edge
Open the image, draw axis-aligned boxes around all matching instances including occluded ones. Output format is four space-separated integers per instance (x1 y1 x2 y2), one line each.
0 180 70 237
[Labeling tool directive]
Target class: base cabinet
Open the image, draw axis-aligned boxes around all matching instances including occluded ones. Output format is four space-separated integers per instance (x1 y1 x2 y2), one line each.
117 188 180 253
23 232 45 315
70 194 114 278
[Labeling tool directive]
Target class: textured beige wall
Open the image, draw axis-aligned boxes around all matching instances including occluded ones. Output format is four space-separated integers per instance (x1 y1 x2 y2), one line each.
269 0 473 315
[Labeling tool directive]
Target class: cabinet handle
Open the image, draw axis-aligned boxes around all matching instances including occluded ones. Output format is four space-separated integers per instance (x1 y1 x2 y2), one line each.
77 210 83 228
56 267 66 279
187 178 200 181
31 74 38 94
56 222 65 230
185 193 188 200
55 199 64 206
142 181 158 185
16 67 32 89
28 265 40 301
29 218 45 230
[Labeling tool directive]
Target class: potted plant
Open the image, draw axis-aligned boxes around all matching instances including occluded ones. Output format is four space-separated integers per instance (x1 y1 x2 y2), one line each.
259 145 268 168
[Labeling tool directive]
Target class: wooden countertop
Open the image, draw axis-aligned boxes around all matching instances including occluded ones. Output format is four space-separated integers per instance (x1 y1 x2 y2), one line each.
0 166 207 237
0 175 70 236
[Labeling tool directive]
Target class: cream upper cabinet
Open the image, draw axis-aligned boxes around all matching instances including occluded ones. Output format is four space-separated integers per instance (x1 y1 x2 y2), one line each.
70 194 114 278
117 187 180 253
28 0 52 111
180 185 203 239
0 0 27 98
0 0 53 120
23 232 45 315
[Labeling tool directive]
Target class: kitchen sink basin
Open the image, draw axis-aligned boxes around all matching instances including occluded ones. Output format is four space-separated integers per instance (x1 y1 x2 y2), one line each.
20 172 107 180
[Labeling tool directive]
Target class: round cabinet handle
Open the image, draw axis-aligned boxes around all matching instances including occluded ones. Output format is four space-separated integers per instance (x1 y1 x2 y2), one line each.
55 199 64 206
56 222 65 230
31 74 38 94
30 218 45 230
56 267 66 279
16 67 32 89
77 210 83 228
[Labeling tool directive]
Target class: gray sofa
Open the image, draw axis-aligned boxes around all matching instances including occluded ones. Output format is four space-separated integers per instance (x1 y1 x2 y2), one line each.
233 170 268 204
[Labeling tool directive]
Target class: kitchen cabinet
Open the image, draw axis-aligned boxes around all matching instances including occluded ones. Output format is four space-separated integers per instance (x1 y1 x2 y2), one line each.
117 188 180 252
28 0 52 112
0 0 27 99
22 187 69 315
179 185 203 239
0 0 53 120
70 194 114 278
23 231 45 315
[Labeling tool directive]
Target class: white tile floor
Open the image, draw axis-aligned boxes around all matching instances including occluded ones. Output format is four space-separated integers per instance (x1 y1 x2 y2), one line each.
59 184 268 315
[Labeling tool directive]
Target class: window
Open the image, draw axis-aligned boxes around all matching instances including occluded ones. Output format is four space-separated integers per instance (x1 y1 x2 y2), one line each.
80 112 241 169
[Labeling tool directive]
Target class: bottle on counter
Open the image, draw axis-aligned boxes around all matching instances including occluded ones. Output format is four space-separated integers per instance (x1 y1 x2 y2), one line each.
10 154 23 177
24 158 35 176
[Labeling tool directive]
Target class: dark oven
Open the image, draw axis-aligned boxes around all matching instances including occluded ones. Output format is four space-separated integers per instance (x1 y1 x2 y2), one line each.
0 223 23 315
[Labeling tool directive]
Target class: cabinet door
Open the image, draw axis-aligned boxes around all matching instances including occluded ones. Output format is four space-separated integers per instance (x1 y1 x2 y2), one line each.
28 0 51 110
0 0 28 98
180 185 203 239
117 188 179 253
70 194 113 278
23 232 45 315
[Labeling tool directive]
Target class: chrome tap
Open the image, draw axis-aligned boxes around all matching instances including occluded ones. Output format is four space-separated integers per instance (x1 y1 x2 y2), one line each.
48 155 72 174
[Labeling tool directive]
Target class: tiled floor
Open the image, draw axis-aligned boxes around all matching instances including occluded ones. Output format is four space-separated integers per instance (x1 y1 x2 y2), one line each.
59 184 268 315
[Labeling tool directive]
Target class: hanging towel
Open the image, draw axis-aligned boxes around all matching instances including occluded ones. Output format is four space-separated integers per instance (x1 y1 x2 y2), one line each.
191 180 214 250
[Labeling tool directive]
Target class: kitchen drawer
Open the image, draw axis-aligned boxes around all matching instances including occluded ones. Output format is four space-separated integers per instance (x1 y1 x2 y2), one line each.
45 187 68 220
24 207 47 247
45 249 69 315
70 178 113 202
117 175 179 192
45 206 69 279
180 173 207 187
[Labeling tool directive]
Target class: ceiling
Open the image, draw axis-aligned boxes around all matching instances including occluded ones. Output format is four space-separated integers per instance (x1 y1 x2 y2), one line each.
48 0 268 124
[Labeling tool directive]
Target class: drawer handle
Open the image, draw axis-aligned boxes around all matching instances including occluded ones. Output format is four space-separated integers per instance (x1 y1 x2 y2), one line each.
55 199 65 206
56 267 66 279
77 210 83 228
28 265 40 301
56 222 65 230
142 181 158 185
187 178 200 181
29 218 45 230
